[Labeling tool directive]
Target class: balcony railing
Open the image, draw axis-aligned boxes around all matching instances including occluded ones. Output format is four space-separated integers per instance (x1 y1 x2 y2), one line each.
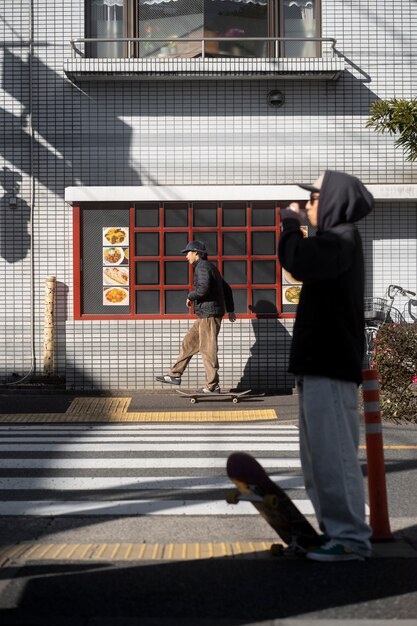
65 36 344 81
70 36 338 59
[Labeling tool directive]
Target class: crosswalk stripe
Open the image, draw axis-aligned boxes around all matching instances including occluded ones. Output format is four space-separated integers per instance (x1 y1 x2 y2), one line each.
0 442 300 451
0 436 300 443
0 457 301 469
0 499 316 516
0 475 305 490
0 422 309 517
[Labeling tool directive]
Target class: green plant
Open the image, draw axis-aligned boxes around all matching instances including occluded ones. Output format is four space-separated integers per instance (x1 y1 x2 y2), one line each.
366 98 417 162
373 323 417 423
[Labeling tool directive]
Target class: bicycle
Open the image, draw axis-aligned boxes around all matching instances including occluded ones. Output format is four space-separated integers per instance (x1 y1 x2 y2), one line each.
363 284 417 368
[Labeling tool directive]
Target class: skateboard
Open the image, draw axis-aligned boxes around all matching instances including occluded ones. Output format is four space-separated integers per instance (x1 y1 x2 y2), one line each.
226 451 323 555
176 389 263 404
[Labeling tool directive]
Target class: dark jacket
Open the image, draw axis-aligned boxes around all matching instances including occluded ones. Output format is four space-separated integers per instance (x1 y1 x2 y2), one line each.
278 171 374 385
188 259 234 318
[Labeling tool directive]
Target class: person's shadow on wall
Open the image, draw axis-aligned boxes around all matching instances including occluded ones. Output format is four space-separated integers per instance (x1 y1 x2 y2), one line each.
0 167 30 264
236 300 295 394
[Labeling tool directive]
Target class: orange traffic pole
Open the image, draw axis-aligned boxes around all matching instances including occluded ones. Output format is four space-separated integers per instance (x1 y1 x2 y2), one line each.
362 369 393 541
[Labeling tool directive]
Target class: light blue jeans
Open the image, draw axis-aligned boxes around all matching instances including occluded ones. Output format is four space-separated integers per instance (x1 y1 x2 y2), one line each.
296 375 372 557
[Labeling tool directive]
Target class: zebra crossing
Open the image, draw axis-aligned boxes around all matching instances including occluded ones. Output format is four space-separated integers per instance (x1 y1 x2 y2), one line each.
0 422 314 517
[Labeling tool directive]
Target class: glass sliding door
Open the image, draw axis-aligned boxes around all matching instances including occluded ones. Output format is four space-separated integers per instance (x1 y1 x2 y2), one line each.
86 0 125 58
205 0 268 58
137 0 204 58
283 0 318 57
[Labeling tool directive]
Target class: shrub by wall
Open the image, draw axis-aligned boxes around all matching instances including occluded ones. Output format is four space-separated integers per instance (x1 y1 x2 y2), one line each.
374 323 417 423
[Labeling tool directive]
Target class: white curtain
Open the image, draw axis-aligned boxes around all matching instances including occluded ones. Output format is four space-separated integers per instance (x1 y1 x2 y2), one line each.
140 0 267 4
92 0 124 6
285 1 314 20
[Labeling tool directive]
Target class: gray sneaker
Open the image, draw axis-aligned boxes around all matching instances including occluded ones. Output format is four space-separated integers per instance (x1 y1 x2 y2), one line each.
156 375 181 386
199 385 221 394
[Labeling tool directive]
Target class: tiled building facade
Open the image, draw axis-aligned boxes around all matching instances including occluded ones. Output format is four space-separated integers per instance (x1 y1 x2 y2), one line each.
1 0 416 390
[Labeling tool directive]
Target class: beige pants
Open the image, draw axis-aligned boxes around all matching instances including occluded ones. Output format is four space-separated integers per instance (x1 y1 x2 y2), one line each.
170 317 222 389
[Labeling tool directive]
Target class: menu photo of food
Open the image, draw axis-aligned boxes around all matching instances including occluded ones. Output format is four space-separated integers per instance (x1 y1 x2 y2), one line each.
282 285 302 305
103 266 129 286
103 287 129 306
103 246 125 266
282 268 302 285
103 227 129 246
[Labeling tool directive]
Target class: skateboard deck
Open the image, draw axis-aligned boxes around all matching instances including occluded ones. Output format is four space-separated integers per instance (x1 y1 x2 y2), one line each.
226 451 323 553
176 389 262 404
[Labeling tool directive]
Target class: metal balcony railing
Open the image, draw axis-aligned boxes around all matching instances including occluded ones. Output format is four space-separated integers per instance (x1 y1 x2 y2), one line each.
70 36 338 60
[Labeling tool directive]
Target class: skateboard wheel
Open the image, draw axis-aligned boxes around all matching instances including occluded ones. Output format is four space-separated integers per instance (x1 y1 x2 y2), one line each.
190 398 196 404
270 543 284 557
226 490 240 505
264 494 278 509
232 397 238 403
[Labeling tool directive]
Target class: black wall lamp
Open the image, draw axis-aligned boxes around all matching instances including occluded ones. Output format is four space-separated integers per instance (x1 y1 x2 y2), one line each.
268 90 285 108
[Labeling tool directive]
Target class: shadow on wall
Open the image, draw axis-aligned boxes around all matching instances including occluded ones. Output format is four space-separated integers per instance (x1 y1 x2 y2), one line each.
0 167 30 263
0 47 142 263
236 300 295 394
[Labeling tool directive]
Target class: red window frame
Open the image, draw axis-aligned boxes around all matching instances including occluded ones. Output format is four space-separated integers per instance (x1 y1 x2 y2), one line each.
73 202 298 320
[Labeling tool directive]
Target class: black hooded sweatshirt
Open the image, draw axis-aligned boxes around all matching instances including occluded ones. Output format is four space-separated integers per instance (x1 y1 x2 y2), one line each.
278 170 374 385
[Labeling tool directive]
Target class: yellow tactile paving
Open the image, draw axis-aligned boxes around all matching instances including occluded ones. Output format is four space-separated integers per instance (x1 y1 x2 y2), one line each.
0 409 277 423
0 540 414 565
66 397 132 416
0 542 274 565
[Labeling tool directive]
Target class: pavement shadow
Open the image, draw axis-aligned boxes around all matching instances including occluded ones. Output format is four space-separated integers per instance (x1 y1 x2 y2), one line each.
1 556 416 622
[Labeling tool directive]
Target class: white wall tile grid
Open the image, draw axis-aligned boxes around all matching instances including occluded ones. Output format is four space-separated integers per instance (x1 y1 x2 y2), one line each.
0 1 416 387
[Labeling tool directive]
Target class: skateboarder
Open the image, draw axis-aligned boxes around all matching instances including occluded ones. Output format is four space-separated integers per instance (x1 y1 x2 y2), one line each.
278 171 373 562
156 240 236 393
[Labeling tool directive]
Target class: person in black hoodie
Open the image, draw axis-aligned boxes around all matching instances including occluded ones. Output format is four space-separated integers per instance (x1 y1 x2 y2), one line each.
156 240 236 393
278 170 373 562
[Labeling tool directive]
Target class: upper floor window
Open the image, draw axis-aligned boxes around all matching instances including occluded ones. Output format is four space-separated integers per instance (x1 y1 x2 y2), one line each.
86 0 320 59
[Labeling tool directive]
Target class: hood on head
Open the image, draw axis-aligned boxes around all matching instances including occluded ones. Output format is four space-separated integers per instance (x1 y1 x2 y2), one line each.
316 171 374 231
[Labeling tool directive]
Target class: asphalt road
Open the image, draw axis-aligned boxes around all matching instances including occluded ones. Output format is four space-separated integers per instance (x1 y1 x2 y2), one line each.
0 389 416 624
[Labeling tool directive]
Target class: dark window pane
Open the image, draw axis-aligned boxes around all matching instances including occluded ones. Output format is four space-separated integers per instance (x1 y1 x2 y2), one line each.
135 261 159 285
165 232 188 256
252 231 276 255
223 232 246 256
136 290 160 314
252 289 277 315
232 289 248 314
252 260 276 284
192 231 218 256
165 290 189 314
165 261 189 285
135 203 159 227
165 205 188 227
251 203 275 226
223 203 246 226
193 203 217 227
135 232 159 256
205 0 267 58
223 261 247 285
284 0 318 58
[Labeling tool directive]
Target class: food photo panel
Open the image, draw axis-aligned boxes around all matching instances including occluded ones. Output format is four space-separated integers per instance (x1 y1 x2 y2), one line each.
103 227 129 246
103 266 129 287
103 286 129 306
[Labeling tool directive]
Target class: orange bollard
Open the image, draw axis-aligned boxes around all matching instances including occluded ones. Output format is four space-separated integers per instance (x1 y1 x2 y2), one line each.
362 369 393 541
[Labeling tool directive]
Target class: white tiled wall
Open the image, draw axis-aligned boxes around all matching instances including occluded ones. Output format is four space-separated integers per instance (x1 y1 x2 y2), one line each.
1 1 416 388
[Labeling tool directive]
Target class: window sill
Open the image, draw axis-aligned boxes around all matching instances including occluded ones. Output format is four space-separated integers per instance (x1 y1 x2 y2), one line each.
64 57 345 82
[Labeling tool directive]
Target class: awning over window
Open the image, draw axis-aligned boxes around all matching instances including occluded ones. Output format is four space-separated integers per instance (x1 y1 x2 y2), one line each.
92 0 123 6
139 0 268 5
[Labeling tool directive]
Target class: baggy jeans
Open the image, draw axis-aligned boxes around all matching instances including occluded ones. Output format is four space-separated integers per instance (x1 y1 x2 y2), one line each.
296 375 372 557
170 317 222 389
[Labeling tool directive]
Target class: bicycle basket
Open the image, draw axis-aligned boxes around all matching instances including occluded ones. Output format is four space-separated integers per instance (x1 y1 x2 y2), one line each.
364 297 390 322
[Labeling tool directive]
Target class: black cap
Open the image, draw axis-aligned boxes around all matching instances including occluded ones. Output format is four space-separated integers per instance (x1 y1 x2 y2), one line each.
181 240 207 254
297 173 324 193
